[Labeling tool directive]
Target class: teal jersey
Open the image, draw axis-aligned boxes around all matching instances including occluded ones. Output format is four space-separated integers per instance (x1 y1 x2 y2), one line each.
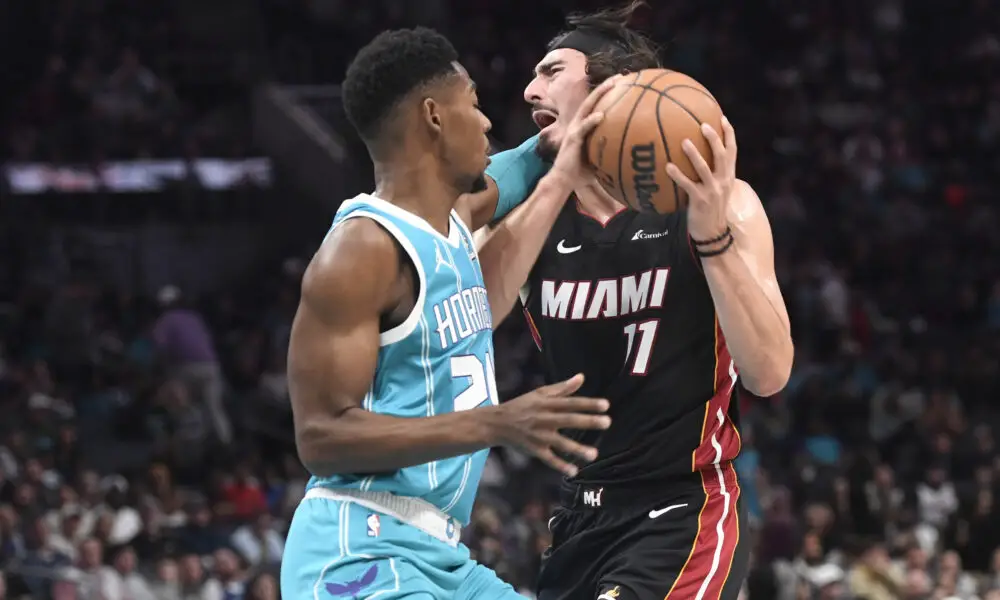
306 194 497 525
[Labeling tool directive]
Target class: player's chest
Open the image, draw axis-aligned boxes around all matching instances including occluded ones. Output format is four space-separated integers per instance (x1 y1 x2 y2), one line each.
427 278 491 348
537 209 683 281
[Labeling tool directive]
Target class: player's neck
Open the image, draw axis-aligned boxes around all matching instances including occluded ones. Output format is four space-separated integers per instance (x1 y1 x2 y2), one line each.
373 159 457 236
574 179 627 222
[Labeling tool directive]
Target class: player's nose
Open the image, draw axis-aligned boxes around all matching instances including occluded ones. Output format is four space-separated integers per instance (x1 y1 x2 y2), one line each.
481 112 492 133
524 76 544 105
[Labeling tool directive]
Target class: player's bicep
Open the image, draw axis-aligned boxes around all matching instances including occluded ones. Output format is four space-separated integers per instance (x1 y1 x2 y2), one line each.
287 295 379 418
288 222 398 425
729 180 791 331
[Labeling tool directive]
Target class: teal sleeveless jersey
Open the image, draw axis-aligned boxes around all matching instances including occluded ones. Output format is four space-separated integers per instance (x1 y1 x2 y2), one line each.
306 194 497 525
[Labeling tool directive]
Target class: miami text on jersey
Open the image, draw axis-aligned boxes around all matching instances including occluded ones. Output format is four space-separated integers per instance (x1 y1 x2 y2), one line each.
540 268 670 321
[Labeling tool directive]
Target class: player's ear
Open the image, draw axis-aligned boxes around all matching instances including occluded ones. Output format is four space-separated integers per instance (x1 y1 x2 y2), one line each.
422 98 443 136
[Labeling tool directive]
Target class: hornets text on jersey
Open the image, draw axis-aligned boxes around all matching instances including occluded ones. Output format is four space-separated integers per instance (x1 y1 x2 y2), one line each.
307 193 497 525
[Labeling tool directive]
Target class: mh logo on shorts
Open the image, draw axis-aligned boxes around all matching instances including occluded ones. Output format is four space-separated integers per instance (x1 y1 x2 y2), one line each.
582 487 604 507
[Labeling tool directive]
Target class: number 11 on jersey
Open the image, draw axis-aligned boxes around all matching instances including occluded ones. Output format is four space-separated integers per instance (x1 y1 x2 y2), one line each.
624 320 740 390
623 319 659 376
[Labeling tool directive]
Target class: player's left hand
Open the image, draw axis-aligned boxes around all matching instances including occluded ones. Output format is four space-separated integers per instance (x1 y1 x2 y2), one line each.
664 116 737 241
550 75 624 181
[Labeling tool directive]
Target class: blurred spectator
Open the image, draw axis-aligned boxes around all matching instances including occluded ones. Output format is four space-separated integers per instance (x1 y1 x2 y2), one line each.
178 552 222 600
246 572 279 600
210 548 246 599
177 503 227 559
148 381 213 481
917 465 959 530
218 465 268 522
229 514 283 570
74 538 118 600
149 557 182 600
847 541 904 600
152 287 231 446
19 516 72 597
107 545 156 600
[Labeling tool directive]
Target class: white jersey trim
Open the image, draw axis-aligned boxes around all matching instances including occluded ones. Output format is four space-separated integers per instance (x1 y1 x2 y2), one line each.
334 211 427 346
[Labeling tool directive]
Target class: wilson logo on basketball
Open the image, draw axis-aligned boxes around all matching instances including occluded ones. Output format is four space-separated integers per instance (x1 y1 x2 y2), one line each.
630 143 659 209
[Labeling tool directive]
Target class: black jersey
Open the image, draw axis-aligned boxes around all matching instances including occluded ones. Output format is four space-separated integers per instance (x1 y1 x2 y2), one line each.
519 199 742 484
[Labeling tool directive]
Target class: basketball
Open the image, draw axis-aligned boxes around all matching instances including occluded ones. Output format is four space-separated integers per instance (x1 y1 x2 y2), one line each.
586 69 724 214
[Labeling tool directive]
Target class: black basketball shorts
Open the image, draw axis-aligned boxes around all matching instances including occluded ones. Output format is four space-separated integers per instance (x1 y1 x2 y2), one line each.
537 463 749 600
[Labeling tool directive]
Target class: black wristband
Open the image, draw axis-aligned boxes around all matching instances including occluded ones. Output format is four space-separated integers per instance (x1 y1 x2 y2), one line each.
691 226 732 246
696 232 735 258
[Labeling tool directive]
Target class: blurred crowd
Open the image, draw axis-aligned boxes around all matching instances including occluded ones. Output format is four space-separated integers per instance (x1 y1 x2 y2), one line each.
0 263 305 600
2 0 253 163
3 0 1000 599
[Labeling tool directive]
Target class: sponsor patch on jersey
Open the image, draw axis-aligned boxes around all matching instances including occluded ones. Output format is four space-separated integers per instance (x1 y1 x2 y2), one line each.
631 228 669 241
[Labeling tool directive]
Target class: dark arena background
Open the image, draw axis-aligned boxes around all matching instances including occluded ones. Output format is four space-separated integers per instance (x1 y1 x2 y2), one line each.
1 0 999 599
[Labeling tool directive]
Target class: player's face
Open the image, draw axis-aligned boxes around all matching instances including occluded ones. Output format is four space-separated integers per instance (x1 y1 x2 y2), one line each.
524 49 592 161
439 63 492 194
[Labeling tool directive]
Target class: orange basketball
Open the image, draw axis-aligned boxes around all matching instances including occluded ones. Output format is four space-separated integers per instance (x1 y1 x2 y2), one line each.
586 69 724 214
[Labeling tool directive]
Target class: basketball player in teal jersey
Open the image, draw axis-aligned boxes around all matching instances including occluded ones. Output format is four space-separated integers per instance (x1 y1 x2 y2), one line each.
281 28 619 600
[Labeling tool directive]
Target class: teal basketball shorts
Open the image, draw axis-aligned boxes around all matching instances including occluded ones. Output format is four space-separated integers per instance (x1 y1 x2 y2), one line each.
280 488 524 600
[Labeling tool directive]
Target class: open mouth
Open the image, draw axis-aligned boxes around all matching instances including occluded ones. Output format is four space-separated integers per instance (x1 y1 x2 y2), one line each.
532 109 558 130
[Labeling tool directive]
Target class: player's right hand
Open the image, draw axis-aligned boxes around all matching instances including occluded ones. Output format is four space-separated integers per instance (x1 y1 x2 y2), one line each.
551 75 624 181
490 373 610 477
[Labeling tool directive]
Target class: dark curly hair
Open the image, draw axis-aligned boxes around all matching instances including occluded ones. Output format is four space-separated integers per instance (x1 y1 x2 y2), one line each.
342 27 460 147
548 0 662 87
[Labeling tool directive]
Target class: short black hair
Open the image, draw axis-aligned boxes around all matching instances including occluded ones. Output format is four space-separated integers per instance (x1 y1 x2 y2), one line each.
549 0 661 87
342 27 460 145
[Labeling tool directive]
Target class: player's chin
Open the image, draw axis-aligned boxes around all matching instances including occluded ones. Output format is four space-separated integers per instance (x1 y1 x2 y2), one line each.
537 130 560 163
468 172 488 194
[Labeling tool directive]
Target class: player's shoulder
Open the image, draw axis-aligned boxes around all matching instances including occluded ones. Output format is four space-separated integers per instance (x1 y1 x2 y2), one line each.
303 217 401 313
454 177 500 231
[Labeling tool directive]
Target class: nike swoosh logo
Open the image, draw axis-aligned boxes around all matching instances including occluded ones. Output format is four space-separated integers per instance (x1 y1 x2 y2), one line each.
556 240 582 254
648 503 688 519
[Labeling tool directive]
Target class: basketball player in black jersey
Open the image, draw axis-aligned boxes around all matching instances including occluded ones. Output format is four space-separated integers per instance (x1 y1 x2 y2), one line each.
456 2 795 600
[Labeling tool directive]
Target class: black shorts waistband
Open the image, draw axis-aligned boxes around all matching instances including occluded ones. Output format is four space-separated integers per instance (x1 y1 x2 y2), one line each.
558 463 740 510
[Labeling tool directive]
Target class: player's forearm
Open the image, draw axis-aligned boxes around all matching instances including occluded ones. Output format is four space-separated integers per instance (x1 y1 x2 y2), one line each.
296 407 501 477
478 172 573 325
702 251 793 397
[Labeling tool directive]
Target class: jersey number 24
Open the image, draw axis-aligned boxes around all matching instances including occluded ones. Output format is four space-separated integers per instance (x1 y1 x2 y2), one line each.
451 352 499 412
